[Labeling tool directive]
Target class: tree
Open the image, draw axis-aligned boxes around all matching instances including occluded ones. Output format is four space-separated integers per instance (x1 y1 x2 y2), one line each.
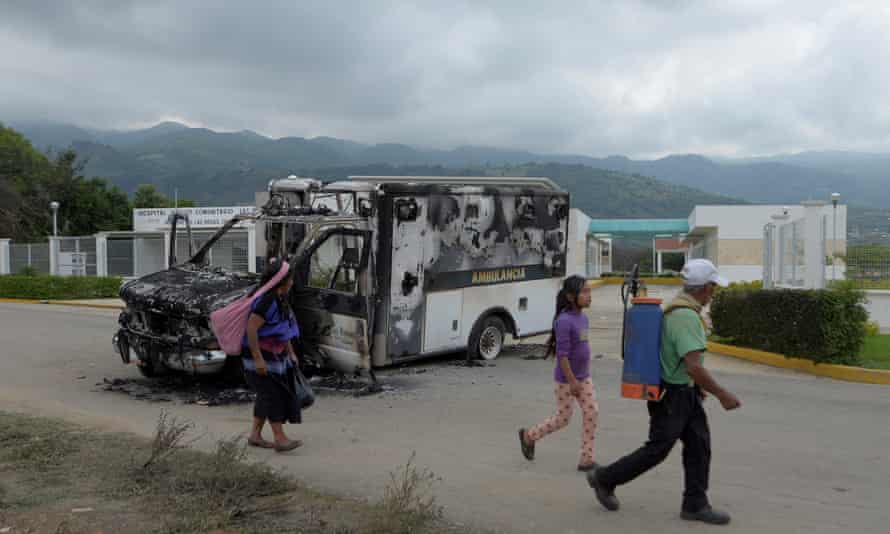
132 184 169 209
0 123 135 240
65 178 132 234
132 184 195 208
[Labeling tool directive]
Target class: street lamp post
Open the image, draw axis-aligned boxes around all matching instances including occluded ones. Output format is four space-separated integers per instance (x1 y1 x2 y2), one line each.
651 235 656 275
49 201 60 237
831 193 840 281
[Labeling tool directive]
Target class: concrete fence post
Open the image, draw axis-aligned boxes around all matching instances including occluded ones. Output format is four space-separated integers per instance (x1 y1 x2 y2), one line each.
247 223 257 274
162 232 171 270
48 236 60 276
95 233 108 277
0 239 10 275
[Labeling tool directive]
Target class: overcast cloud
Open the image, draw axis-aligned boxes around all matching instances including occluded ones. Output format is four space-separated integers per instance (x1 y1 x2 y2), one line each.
1 0 889 158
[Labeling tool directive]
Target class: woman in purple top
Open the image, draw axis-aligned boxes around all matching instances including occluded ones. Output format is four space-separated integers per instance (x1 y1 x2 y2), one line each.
518 275 599 471
243 258 303 453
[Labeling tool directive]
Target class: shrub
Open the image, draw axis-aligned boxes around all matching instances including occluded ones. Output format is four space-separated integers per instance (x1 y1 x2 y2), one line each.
0 274 122 300
724 280 763 291
864 321 881 338
370 452 443 534
711 283 868 365
601 272 679 279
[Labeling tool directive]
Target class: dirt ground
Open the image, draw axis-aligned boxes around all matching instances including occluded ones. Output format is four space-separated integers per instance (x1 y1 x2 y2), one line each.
0 411 466 534
1 285 889 533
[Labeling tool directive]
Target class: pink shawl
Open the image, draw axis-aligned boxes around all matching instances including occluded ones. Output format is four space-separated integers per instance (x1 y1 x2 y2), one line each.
210 260 290 355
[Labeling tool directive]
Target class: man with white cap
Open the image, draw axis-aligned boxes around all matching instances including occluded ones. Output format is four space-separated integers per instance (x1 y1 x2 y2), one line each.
588 259 741 525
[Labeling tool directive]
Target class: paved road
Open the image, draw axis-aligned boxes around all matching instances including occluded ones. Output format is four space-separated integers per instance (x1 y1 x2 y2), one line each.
1 287 889 534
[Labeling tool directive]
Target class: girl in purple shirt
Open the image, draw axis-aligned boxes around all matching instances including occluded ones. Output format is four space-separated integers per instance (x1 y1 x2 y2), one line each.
518 275 599 471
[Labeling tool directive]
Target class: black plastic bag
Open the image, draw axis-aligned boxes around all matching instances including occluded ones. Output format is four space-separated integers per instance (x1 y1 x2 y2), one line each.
294 368 315 410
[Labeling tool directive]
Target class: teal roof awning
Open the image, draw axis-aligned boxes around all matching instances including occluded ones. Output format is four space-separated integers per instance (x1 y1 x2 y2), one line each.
588 218 689 234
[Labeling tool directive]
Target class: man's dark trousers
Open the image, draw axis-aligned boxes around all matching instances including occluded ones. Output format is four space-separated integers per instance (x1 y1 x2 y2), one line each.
597 384 711 512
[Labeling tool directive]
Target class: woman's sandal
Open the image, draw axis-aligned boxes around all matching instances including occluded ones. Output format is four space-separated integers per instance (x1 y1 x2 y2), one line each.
247 437 275 449
518 428 535 461
274 439 304 453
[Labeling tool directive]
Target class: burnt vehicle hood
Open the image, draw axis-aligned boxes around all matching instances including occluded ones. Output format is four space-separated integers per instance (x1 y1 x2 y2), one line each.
120 265 260 317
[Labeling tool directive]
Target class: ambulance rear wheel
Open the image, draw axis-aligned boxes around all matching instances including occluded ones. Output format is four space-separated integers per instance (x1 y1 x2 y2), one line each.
469 316 506 361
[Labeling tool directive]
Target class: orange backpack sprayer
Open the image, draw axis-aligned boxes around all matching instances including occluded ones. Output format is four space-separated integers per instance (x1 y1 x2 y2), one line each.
620 265 665 401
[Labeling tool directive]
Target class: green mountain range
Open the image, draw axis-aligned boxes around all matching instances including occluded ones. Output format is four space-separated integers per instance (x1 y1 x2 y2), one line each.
8 120 890 239
13 120 884 207
7 120 743 216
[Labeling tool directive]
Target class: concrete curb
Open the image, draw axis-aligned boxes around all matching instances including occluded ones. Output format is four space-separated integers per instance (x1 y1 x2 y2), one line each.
0 298 123 311
707 341 890 386
0 297 42 305
51 301 123 311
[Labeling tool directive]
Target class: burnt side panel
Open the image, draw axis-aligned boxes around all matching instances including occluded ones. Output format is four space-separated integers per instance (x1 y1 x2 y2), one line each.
387 196 426 358
383 188 568 360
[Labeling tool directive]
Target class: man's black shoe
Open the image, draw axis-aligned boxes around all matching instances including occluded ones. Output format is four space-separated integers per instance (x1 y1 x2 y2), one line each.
681 506 731 525
577 462 599 472
586 468 619 511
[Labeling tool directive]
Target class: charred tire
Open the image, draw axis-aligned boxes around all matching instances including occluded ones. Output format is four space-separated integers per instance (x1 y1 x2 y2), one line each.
136 355 166 378
468 316 506 361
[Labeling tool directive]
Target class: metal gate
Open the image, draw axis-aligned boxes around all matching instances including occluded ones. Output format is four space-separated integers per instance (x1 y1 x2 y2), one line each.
769 214 826 289
586 236 602 278
174 230 249 273
9 243 50 274
56 236 97 276
107 237 134 276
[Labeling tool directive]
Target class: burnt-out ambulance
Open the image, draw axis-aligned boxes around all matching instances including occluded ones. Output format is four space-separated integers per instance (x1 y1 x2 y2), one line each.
115 175 571 377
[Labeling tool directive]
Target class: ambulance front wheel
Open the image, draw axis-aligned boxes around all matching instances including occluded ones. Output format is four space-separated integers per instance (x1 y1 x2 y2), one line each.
468 316 506 361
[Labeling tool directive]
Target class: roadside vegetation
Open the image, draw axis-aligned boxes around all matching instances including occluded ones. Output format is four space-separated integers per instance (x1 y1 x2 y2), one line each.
0 411 465 534
0 271 122 300
859 333 890 370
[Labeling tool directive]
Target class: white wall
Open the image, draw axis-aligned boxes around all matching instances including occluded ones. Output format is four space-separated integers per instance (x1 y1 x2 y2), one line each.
724 265 846 284
865 291 890 333
689 204 847 240
716 265 763 283
567 208 591 278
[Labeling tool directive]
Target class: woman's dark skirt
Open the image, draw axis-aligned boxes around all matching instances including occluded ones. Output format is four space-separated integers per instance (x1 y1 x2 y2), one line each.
242 349 301 424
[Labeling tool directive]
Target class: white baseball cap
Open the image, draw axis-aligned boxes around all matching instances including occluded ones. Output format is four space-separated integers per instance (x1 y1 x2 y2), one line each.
680 259 728 287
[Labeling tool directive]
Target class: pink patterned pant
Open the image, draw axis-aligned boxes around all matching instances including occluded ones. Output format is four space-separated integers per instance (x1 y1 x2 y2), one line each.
526 378 598 465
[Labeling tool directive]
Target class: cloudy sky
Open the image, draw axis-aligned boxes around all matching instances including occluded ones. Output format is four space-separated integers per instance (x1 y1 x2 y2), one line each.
1 1 889 158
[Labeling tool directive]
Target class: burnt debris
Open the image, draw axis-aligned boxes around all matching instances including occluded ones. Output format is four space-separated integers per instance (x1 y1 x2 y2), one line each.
97 377 255 406
97 373 393 405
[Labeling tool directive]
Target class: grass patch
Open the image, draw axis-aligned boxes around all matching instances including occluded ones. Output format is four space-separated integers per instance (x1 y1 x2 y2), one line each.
370 451 444 534
0 410 472 534
0 274 122 300
829 277 890 290
711 333 890 371
860 280 890 290
859 335 890 370
0 416 72 470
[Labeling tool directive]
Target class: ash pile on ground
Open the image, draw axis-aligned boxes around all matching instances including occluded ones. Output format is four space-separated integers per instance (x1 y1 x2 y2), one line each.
97 373 395 405
310 375 392 397
507 343 549 360
97 377 255 406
